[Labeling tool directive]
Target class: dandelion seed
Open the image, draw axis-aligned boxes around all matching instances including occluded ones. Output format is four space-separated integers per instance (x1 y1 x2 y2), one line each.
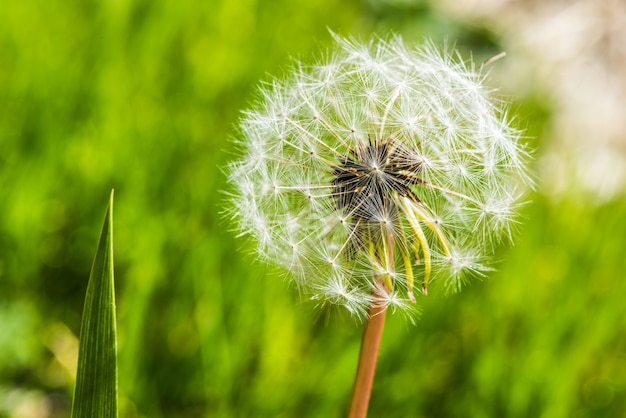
228 34 531 320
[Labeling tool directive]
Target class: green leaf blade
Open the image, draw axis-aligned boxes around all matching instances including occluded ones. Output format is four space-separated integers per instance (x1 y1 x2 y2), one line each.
72 190 118 418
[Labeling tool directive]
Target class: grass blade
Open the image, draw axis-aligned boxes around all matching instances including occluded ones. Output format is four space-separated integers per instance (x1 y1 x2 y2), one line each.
71 190 118 418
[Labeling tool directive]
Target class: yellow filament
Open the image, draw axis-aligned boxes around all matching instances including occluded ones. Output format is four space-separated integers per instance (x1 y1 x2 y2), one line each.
401 249 416 302
379 225 394 290
366 232 393 291
410 202 452 258
400 197 431 293
396 220 416 302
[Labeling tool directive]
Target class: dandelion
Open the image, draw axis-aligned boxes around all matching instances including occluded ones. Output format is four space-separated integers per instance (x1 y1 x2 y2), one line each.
227 33 531 417
229 33 530 313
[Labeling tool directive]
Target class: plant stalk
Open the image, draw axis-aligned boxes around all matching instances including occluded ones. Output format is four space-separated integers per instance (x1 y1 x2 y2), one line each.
347 293 387 418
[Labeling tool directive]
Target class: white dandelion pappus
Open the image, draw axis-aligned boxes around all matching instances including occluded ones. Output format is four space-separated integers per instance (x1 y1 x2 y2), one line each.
228 34 531 319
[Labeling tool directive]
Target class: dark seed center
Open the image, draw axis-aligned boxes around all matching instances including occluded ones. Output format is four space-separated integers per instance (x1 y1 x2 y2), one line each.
332 140 423 222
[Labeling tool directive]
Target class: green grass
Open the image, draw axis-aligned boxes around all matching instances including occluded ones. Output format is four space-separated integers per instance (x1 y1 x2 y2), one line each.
1 1 625 417
72 191 117 418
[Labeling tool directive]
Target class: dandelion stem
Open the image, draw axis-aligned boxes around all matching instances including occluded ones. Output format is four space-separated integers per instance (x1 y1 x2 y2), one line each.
347 282 388 418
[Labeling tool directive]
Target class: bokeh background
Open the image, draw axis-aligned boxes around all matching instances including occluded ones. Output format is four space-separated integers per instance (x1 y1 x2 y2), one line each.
1 0 625 417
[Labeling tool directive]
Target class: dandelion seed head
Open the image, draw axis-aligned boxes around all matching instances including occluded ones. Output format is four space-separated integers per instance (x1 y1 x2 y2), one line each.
228 34 532 320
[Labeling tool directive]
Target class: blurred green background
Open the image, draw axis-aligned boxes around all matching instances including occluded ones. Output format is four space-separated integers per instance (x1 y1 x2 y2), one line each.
1 0 625 417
